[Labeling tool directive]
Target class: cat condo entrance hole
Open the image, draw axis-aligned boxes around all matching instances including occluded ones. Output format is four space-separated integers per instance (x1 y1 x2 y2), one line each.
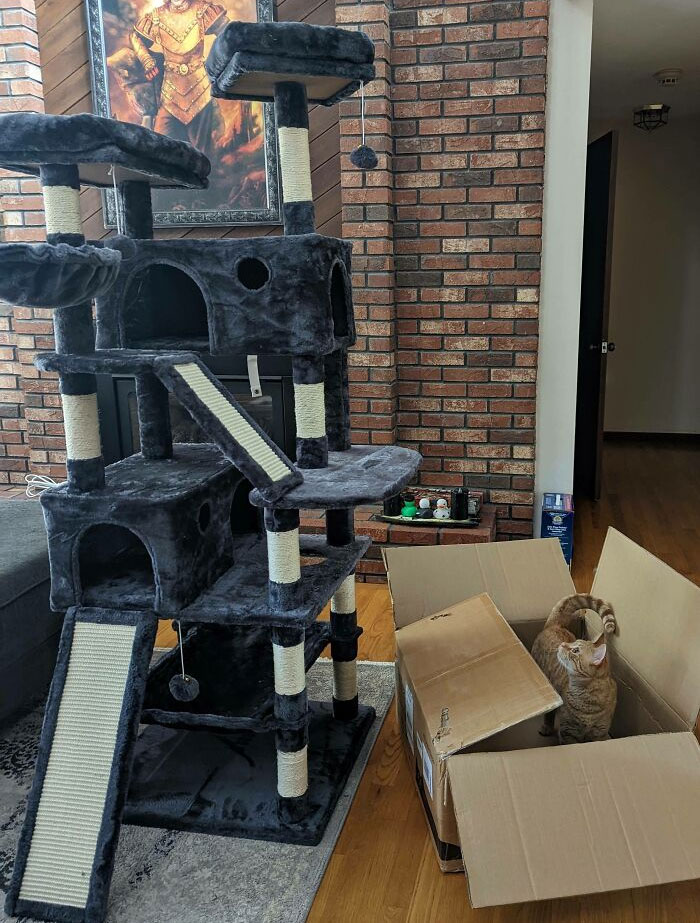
330 261 349 338
236 257 270 290
230 475 260 534
78 523 155 607
123 264 209 349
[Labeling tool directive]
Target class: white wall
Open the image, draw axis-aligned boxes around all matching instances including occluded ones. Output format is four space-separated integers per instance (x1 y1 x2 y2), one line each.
594 116 700 434
534 0 594 533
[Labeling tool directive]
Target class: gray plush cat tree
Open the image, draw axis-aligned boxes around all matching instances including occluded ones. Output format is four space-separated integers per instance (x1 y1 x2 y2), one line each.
1 21 420 923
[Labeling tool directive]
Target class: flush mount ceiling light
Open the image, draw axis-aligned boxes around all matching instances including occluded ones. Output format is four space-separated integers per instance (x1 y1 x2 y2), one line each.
633 103 670 131
654 68 683 87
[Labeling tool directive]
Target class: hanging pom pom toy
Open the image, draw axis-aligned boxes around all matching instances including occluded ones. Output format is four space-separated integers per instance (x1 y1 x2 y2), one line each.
169 621 200 702
350 83 378 171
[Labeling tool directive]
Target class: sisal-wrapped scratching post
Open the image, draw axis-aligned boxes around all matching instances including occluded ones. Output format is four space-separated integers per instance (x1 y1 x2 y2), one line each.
274 80 328 470
39 164 104 492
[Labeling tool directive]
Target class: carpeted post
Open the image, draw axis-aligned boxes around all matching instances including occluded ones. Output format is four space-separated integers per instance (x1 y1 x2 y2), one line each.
327 509 359 720
39 163 104 492
119 181 174 460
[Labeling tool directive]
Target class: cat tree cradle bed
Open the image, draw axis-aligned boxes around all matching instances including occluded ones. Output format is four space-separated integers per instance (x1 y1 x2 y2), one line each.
1 22 421 923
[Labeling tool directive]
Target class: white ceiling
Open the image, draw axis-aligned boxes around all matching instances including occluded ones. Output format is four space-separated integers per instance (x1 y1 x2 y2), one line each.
589 0 700 121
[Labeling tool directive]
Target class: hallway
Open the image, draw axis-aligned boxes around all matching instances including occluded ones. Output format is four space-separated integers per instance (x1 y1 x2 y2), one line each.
572 436 700 590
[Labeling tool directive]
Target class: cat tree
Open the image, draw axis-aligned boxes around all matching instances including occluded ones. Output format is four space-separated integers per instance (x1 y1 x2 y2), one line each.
1 21 420 923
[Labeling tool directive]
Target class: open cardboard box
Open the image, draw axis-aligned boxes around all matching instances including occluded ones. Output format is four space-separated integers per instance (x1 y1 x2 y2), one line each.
384 528 700 907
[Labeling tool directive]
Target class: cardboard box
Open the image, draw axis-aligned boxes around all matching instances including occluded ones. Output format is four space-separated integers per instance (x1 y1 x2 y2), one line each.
540 492 574 564
384 529 700 906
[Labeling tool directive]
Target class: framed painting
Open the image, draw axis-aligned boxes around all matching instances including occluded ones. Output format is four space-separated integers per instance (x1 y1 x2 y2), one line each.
85 0 281 227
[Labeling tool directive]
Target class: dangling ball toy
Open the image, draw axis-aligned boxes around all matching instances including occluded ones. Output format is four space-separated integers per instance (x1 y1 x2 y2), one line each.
350 83 378 171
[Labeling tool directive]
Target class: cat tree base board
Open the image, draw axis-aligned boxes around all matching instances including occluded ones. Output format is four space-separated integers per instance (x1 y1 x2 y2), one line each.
124 701 376 846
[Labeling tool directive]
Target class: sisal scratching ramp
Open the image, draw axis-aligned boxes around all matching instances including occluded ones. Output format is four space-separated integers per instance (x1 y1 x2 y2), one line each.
155 355 303 500
5 607 157 923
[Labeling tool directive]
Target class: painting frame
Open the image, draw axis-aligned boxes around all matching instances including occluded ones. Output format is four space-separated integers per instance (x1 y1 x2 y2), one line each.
85 0 281 228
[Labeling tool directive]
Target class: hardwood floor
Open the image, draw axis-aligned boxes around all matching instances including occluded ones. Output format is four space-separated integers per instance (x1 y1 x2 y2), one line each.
157 437 700 920
571 436 700 591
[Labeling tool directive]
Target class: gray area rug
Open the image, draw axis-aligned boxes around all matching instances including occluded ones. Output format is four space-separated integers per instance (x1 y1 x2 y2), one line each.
0 660 394 923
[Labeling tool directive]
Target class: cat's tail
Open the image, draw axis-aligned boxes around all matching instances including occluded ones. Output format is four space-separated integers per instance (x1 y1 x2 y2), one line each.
545 594 616 635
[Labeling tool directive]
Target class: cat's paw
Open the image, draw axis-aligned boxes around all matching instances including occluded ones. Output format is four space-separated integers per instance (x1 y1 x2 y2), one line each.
539 722 555 737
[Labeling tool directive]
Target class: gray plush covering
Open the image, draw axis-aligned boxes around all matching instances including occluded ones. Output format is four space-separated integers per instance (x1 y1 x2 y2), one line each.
0 113 210 188
94 235 355 356
0 243 120 308
179 532 370 628
36 349 195 376
40 445 243 616
250 445 422 509
207 22 375 105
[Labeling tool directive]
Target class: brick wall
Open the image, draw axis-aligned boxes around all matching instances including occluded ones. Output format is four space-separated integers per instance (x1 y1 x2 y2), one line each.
339 0 548 539
0 0 64 488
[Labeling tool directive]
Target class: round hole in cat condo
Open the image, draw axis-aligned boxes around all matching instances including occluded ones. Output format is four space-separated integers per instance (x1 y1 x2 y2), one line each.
198 501 211 533
237 257 270 291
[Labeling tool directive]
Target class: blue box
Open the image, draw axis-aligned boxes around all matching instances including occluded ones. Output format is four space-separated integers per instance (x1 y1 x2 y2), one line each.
540 493 574 565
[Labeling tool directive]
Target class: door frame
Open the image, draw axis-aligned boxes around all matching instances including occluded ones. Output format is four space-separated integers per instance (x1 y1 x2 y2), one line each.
534 0 595 534
574 129 618 500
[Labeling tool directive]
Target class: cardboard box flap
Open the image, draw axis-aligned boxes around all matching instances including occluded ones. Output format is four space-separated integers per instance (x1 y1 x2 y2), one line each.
384 538 575 630
449 732 700 908
591 528 700 728
396 594 561 758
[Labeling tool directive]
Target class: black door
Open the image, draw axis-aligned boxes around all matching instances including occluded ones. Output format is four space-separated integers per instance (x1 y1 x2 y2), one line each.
574 131 618 499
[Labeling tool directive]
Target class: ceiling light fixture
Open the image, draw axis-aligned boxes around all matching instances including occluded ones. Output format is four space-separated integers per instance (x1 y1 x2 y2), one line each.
633 103 670 131
654 68 683 87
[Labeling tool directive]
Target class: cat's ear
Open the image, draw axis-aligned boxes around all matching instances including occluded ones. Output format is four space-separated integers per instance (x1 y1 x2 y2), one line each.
590 643 607 665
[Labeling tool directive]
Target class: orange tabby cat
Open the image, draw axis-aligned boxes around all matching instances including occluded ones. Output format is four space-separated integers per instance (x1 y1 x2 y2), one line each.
531 594 617 744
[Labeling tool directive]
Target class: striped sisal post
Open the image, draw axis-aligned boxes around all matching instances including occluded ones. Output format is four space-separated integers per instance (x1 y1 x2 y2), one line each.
265 506 308 813
327 509 359 719
272 625 309 819
274 81 328 470
40 164 104 492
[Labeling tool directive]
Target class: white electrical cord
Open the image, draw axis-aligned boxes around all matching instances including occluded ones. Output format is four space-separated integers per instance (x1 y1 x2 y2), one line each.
25 474 58 498
361 81 366 146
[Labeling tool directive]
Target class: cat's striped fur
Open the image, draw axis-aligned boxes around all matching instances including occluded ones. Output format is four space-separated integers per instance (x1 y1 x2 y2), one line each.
531 594 617 744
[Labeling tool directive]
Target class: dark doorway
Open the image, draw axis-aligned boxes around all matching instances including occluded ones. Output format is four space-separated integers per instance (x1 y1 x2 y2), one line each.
574 131 618 499
78 524 155 608
123 264 209 350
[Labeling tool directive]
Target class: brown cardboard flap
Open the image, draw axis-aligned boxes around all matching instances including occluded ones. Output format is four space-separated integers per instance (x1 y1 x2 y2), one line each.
396 594 561 758
384 538 575 630
449 732 700 908
591 528 700 729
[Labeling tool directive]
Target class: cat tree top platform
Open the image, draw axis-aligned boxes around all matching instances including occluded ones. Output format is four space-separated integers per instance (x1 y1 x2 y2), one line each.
0 243 120 307
0 112 210 187
207 21 375 105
